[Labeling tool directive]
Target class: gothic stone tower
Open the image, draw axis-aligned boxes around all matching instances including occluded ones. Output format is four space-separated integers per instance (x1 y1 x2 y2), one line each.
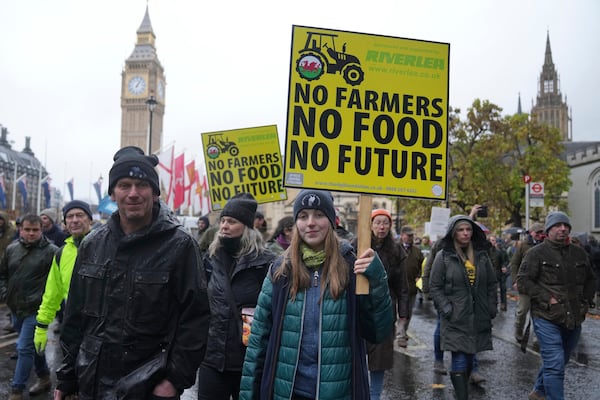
120 7 166 154
530 32 572 141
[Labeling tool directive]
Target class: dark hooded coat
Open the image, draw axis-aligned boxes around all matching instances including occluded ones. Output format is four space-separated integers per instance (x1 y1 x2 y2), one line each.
429 215 497 355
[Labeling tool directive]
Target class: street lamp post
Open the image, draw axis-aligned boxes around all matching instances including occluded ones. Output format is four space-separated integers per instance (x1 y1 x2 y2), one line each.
145 95 157 154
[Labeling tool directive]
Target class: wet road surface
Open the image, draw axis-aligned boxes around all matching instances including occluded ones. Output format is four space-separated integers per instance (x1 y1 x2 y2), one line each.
2 289 599 399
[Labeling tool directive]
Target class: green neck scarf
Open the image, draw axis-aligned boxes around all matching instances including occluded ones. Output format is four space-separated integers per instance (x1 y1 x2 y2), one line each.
301 244 326 270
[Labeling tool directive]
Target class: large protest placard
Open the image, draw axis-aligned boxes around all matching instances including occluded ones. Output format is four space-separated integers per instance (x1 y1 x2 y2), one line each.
202 125 287 210
284 25 450 201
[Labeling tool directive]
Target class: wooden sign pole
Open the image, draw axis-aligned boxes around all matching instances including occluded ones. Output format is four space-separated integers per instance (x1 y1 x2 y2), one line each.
356 195 372 294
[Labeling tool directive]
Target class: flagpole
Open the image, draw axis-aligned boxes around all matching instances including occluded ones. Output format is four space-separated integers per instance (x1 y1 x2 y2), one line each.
37 163 42 214
12 162 17 211
89 162 93 202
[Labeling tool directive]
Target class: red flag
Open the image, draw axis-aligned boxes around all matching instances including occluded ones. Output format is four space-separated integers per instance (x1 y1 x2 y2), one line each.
172 154 185 210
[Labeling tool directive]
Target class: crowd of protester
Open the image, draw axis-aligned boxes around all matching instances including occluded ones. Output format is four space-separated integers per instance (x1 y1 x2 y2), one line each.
1 149 599 400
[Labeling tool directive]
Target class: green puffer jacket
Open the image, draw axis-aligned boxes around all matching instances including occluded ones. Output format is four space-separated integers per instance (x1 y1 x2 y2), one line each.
240 249 393 400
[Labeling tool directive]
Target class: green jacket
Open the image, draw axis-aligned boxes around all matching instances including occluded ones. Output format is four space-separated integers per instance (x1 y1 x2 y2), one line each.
240 250 393 400
36 235 82 325
0 236 58 317
429 215 497 355
518 239 596 329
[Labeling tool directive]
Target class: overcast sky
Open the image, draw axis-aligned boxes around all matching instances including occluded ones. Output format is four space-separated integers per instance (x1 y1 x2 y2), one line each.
1 0 598 203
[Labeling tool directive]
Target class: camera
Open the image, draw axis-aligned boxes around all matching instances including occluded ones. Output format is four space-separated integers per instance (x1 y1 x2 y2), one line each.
477 205 488 218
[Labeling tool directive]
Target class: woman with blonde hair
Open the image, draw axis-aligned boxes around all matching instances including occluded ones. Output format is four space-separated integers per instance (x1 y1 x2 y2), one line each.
197 193 276 400
240 189 394 400
429 215 497 400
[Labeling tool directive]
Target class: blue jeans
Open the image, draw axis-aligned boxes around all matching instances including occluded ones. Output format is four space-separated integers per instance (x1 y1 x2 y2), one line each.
435 316 479 372
450 351 474 373
369 370 384 400
532 317 581 400
434 316 443 361
11 314 49 391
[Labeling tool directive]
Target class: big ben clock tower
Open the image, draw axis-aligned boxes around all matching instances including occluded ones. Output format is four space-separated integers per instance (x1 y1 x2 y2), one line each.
120 7 166 154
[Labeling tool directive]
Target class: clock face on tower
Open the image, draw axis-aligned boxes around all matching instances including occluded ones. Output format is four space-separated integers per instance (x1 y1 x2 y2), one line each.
127 76 146 95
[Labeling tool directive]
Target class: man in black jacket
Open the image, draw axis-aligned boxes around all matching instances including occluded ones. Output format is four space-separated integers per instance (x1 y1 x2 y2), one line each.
55 147 211 400
518 211 596 400
0 214 57 400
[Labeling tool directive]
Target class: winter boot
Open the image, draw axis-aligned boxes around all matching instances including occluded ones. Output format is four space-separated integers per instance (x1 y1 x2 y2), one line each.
450 371 469 400
514 325 524 342
433 359 447 375
29 374 51 395
469 371 486 385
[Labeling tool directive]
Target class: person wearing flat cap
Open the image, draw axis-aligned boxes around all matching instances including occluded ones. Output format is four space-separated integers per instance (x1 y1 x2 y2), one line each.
40 207 67 247
55 146 210 400
510 221 545 343
33 200 94 396
518 211 596 400
197 193 276 400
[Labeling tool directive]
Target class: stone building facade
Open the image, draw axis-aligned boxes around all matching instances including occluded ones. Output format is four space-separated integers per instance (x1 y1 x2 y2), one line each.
0 126 52 218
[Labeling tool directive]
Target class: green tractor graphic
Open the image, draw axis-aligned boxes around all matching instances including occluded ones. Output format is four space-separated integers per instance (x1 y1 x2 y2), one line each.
206 134 239 159
296 31 364 86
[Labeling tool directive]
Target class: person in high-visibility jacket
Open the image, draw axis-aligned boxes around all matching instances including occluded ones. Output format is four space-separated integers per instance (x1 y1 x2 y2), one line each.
34 200 93 359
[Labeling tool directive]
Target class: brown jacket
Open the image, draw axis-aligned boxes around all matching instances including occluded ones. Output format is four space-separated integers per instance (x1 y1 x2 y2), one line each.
402 244 424 296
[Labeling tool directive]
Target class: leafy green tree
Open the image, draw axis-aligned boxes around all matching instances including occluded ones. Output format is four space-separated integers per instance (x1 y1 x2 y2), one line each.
395 99 570 232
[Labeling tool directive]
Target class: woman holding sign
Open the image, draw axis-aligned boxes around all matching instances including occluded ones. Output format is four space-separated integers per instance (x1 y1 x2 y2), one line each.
239 189 394 400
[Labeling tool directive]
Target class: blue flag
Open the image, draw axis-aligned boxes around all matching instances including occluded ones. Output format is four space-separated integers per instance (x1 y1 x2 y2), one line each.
42 181 51 209
17 178 27 210
0 174 6 209
98 195 117 215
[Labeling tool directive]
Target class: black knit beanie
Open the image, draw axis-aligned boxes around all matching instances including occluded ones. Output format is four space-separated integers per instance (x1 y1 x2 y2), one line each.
108 146 160 195
62 200 93 222
293 189 336 227
220 193 257 228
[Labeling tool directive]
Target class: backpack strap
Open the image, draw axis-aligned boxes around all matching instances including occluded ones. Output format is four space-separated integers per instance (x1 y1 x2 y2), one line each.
54 246 65 269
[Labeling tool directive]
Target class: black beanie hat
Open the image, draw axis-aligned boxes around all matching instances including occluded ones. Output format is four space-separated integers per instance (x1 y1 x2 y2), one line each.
293 189 336 227
108 146 160 195
220 193 257 228
62 200 93 222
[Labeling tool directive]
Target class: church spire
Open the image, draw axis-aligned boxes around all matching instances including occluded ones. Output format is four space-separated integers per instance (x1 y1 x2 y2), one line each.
517 92 522 115
542 30 554 75
530 31 572 141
